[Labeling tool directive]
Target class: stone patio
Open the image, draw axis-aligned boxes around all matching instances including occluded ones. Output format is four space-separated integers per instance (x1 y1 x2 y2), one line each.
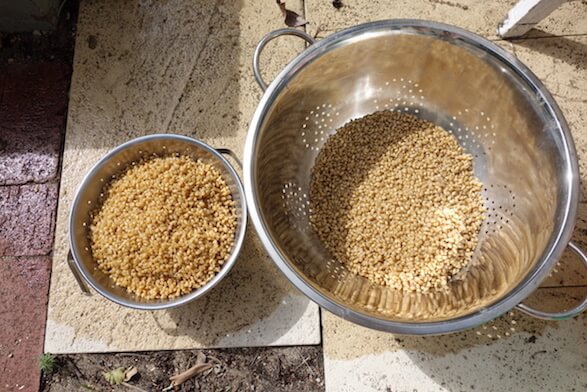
1 0 586 391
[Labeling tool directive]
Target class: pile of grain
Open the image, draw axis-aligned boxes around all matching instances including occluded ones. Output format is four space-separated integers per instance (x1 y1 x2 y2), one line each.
90 155 237 300
310 110 484 293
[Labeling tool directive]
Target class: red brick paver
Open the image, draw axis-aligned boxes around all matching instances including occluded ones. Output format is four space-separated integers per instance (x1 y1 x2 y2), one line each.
0 53 73 390
0 62 68 186
0 183 58 256
0 256 51 392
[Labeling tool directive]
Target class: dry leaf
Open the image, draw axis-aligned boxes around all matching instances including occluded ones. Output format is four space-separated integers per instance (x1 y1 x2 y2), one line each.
124 366 138 382
276 0 308 27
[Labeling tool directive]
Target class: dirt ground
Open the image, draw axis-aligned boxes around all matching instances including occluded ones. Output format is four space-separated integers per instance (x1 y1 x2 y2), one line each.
41 346 324 391
0 3 77 66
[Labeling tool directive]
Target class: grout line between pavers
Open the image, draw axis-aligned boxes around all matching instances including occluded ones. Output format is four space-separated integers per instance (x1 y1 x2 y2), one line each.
318 306 324 345
302 0 312 48
40 9 79 359
497 32 587 42
491 33 587 43
311 29 587 42
539 284 587 289
0 253 54 260
0 177 62 188
0 69 5 109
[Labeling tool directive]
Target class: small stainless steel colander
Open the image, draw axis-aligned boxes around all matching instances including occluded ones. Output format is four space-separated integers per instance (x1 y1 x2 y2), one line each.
245 20 587 334
67 134 247 310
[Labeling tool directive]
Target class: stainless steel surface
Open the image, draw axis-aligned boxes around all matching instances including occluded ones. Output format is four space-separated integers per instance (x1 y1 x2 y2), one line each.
252 28 316 92
244 20 581 334
67 250 91 296
516 241 587 320
68 134 247 310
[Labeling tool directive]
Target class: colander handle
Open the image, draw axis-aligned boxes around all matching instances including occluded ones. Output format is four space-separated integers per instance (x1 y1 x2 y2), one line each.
216 148 242 169
515 241 587 321
67 250 92 296
253 28 316 91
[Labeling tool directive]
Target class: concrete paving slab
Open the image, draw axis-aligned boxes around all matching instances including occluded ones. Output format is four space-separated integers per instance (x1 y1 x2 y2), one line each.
45 0 320 354
304 0 587 40
323 287 587 392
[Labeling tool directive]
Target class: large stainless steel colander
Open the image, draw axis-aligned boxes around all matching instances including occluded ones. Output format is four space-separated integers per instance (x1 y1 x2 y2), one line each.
244 20 587 334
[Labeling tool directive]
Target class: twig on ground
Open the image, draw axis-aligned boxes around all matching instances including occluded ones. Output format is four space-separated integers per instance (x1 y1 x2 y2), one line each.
295 348 315 375
66 357 86 379
163 359 214 391
207 355 222 364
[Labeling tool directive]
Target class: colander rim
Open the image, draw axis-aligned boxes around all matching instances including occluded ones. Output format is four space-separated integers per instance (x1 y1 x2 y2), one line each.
244 19 579 334
68 133 247 310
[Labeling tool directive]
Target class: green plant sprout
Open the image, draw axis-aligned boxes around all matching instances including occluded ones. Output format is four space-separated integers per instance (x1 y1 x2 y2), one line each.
39 353 56 374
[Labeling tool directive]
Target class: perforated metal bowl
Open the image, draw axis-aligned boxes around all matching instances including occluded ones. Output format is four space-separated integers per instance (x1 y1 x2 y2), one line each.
67 134 246 310
245 20 587 334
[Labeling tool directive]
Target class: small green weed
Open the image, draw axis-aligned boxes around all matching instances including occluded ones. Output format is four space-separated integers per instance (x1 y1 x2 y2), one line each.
39 353 57 374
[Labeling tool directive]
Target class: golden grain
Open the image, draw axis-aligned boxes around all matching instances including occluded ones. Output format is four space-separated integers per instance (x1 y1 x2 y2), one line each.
310 110 484 293
90 155 237 300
